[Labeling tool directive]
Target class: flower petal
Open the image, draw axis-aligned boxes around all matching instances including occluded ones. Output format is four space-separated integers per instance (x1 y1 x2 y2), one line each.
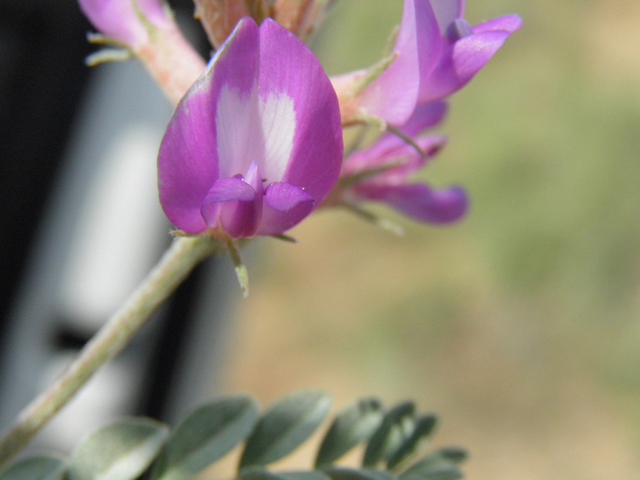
378 135 448 181
200 176 256 232
203 177 256 205
343 101 447 177
79 0 150 46
217 160 264 237
357 183 468 224
344 133 447 178
428 0 465 34
359 0 442 126
258 185 315 236
256 19 343 221
264 182 314 212
472 14 523 35
158 18 260 233
201 161 264 237
418 29 512 102
137 0 172 27
400 100 448 137
213 22 264 179
260 182 315 234
79 0 172 47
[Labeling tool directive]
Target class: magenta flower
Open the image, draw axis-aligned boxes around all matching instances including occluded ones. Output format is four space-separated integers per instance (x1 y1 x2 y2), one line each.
339 101 467 224
158 18 343 238
335 0 521 126
78 0 173 48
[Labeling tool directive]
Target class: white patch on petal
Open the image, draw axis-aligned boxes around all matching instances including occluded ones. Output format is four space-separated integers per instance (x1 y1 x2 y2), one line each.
215 86 295 181
216 84 263 178
258 91 296 182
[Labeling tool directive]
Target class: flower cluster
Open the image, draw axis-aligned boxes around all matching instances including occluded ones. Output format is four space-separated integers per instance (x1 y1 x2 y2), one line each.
79 0 521 238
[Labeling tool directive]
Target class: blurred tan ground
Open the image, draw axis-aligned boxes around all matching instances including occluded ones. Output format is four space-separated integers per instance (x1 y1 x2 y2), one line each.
210 1 640 479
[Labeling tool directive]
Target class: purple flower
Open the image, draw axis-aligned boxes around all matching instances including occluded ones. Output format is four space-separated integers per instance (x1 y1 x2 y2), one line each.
78 0 173 48
158 18 343 238
418 0 522 102
338 101 467 224
335 0 521 126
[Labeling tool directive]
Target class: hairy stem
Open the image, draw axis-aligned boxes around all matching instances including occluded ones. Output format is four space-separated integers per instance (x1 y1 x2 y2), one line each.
0 236 220 467
136 23 207 105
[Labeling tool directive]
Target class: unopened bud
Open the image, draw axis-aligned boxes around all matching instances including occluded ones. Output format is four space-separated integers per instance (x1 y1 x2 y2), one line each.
274 0 334 38
78 0 173 49
193 0 251 49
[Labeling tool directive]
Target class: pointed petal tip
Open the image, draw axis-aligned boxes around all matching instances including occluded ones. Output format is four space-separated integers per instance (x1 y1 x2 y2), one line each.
473 14 523 35
418 28 513 102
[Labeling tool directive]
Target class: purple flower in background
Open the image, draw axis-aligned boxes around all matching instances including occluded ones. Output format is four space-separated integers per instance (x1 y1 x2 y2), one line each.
158 18 343 238
78 0 172 48
335 0 521 126
339 101 467 224
334 0 436 126
418 0 522 102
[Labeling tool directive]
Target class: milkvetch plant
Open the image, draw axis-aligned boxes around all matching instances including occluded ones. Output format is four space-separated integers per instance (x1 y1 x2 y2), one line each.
0 0 521 470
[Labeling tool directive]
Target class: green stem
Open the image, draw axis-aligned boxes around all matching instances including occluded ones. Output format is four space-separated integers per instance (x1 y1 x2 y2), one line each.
0 235 220 467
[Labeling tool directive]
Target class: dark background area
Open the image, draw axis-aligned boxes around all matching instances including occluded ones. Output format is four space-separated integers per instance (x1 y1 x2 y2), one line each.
0 0 92 340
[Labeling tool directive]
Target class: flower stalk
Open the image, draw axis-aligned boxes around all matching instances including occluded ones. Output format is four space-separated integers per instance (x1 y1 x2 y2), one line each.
0 236 220 468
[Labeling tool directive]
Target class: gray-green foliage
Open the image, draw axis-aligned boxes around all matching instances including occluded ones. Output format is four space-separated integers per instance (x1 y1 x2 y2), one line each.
386 414 438 469
151 394 259 480
0 455 66 480
68 417 169 480
0 391 467 480
316 397 384 467
239 389 332 468
363 401 415 467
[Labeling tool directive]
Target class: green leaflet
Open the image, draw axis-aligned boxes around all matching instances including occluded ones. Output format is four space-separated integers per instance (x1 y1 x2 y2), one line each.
0 455 66 480
151 395 259 480
316 397 384 467
68 417 169 480
239 390 332 468
322 466 397 480
0 393 466 480
363 402 415 467
387 414 438 469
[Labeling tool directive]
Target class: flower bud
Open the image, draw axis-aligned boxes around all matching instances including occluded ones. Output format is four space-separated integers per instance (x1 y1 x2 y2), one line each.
193 0 252 49
78 0 172 49
274 0 331 38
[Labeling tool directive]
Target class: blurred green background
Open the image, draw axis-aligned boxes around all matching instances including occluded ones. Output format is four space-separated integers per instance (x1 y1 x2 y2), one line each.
217 1 640 479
